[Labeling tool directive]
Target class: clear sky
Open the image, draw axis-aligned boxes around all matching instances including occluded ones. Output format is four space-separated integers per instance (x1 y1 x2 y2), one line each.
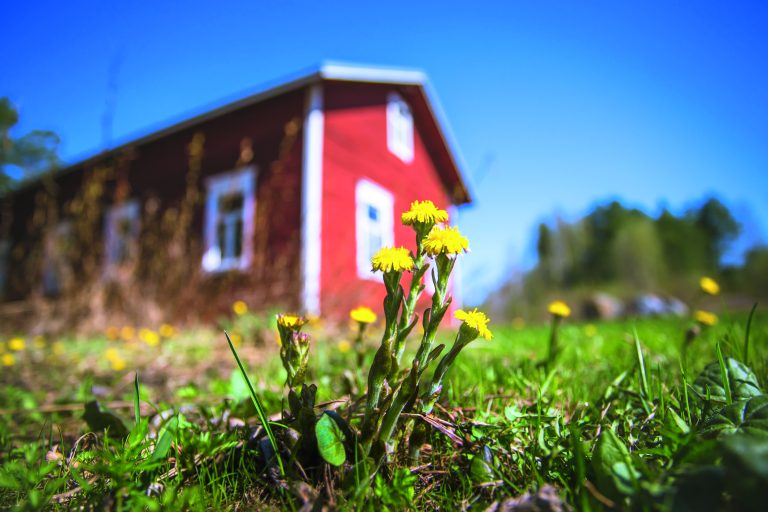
4 1 767 305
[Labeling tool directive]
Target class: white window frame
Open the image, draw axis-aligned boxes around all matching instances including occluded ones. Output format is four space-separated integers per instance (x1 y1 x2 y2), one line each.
104 200 141 279
355 179 394 280
202 166 256 273
386 92 414 163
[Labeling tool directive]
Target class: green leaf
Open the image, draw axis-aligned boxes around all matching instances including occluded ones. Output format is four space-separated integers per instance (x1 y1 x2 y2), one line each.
469 446 495 484
152 415 179 461
698 395 768 438
315 412 346 466
692 358 762 406
592 428 640 499
133 372 141 424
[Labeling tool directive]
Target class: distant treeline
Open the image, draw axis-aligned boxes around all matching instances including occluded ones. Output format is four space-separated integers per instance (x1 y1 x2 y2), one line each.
491 197 767 319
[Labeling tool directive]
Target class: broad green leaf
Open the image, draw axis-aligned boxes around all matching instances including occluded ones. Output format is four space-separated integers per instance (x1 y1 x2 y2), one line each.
152 415 179 461
315 412 346 466
82 401 130 438
698 395 768 438
592 428 640 499
692 358 762 406
469 446 495 484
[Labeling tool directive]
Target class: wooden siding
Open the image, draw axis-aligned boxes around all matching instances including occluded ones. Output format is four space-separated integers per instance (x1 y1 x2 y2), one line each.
320 81 455 320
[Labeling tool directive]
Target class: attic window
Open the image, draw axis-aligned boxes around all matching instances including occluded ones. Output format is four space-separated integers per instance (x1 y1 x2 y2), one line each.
387 92 414 163
202 167 256 273
355 179 394 280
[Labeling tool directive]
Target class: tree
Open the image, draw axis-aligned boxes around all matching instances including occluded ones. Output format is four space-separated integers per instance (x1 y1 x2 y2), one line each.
693 198 740 270
0 97 60 192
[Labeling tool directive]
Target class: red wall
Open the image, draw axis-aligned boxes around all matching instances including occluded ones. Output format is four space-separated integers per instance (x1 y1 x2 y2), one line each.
320 82 457 322
1 89 306 326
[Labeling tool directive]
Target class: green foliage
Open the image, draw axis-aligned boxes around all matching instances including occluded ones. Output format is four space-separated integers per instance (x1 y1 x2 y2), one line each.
591 428 641 500
315 412 347 467
692 357 762 406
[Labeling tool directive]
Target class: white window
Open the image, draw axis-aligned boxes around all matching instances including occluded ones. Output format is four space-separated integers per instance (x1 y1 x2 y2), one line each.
43 221 74 295
356 179 394 280
386 92 414 163
104 200 141 279
202 167 256 273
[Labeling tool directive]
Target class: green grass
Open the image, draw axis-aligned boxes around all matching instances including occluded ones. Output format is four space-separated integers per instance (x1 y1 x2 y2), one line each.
1 312 767 510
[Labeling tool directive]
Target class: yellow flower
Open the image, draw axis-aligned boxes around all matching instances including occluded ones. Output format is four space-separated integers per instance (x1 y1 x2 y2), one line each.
139 328 160 346
401 200 449 226
2 353 14 366
232 300 248 316
371 246 415 273
52 341 65 356
694 310 718 327
277 314 307 330
159 324 176 338
350 306 377 324
454 308 493 340
105 348 121 362
120 326 135 341
337 340 351 353
110 357 126 371
548 300 571 318
105 326 120 341
700 276 720 296
8 337 25 351
33 336 46 349
229 332 243 347
423 226 469 257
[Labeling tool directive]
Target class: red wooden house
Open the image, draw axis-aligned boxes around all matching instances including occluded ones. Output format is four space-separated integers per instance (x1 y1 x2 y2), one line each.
0 63 471 325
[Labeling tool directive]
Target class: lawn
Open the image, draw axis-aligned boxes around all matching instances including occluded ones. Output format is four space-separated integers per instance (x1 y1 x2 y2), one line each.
1 308 766 511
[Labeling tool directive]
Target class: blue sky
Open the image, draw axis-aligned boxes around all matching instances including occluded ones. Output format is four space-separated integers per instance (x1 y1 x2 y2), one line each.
4 1 767 304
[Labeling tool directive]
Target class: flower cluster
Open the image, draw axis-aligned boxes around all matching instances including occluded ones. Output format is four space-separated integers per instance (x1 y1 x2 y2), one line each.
401 200 448 226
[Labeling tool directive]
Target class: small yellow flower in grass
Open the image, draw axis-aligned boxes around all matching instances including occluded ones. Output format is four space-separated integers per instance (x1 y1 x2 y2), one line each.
105 348 120 361
423 226 469 257
371 247 414 273
2 353 14 366
105 326 120 341
139 328 160 346
120 326 135 341
401 200 449 226
33 336 46 349
110 357 126 371
277 314 307 330
700 276 720 296
159 324 176 338
694 310 718 327
350 306 377 324
52 341 65 356
337 340 351 353
232 300 248 316
9 337 25 351
454 308 493 340
548 300 571 318
229 332 243 347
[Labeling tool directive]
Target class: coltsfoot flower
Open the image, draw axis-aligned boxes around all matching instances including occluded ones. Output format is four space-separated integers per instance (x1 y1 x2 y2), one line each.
423 226 469 257
371 247 414 273
455 308 493 340
548 300 571 318
401 200 449 226
694 309 718 326
277 314 307 330
2 353 15 366
350 306 377 324
159 324 176 338
699 276 720 296
232 300 248 316
8 337 25 351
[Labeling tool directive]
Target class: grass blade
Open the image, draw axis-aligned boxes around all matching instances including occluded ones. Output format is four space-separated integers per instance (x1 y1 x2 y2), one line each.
743 303 757 368
715 342 732 405
633 329 649 400
133 372 141 424
225 331 285 476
